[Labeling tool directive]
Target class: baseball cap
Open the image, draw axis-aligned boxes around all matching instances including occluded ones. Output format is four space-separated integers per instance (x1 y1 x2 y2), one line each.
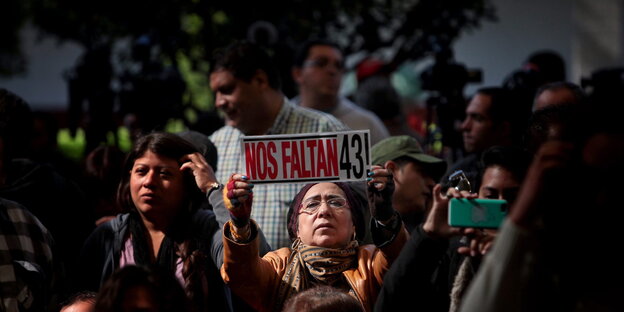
372 135 447 179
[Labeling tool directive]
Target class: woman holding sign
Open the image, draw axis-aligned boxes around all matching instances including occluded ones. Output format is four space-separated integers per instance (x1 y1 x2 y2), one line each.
220 166 408 312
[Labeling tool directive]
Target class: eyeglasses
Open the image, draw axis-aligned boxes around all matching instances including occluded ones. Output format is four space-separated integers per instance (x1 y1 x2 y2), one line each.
300 196 348 215
303 57 344 71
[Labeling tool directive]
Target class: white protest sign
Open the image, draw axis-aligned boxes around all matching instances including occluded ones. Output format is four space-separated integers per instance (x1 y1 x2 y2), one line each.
240 130 371 184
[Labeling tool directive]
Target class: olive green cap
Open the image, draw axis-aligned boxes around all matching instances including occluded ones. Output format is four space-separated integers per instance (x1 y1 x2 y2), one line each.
372 135 447 179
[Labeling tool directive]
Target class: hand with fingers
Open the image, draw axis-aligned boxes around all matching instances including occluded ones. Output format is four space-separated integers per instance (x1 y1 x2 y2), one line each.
439 187 495 253
224 174 254 228
457 228 496 257
510 140 575 228
367 165 395 222
422 184 467 239
179 152 218 192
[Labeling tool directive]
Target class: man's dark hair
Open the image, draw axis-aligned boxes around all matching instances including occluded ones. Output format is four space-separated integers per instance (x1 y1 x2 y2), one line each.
474 86 528 146
481 145 532 183
94 265 193 312
211 40 282 90
292 39 342 68
282 285 364 312
534 81 586 107
473 87 514 124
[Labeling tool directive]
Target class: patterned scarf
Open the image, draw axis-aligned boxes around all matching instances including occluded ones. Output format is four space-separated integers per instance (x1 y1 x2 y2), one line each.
275 238 358 311
449 257 478 312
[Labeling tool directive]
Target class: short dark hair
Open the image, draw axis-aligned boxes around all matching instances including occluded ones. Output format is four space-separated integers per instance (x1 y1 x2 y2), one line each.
481 145 532 183
473 87 514 124
94 265 193 312
292 39 342 68
211 40 281 90
282 285 364 312
534 81 586 107
393 156 445 182
474 86 528 145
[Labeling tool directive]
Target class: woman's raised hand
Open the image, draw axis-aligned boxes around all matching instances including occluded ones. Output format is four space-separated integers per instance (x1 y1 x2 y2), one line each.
179 152 218 193
224 174 254 227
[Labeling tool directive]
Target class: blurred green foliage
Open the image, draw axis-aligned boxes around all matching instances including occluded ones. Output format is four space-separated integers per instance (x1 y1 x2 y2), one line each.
3 0 496 139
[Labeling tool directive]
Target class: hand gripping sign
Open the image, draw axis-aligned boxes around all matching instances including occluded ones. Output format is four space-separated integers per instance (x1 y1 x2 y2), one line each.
241 130 371 184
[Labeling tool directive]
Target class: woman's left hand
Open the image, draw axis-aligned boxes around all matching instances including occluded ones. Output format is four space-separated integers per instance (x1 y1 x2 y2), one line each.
180 152 218 192
367 165 395 222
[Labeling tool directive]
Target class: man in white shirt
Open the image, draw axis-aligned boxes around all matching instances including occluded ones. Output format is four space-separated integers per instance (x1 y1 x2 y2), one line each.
291 39 390 145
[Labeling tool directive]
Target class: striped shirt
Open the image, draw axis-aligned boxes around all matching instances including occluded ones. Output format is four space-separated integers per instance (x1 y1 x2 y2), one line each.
210 98 349 248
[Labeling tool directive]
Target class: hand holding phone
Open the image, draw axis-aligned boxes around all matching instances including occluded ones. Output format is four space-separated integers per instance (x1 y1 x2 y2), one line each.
448 198 508 229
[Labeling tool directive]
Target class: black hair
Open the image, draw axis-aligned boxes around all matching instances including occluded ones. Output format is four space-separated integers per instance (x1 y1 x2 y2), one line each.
211 40 282 90
481 145 532 183
474 86 528 146
292 39 342 68
282 285 364 312
94 265 194 312
473 87 514 124
534 81 586 107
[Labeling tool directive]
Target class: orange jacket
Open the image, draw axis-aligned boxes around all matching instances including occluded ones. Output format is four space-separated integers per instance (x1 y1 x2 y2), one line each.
221 220 409 312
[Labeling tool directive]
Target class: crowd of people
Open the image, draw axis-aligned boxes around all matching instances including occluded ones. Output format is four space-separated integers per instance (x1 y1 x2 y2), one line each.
1 37 623 312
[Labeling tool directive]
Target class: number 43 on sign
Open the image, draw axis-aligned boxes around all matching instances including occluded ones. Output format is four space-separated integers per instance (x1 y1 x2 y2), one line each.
240 130 371 184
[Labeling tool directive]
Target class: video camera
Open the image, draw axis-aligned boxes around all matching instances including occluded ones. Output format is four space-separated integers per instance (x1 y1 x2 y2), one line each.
581 67 624 100
420 49 482 95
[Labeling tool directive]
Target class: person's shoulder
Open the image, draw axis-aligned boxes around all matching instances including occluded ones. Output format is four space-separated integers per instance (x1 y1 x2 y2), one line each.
288 103 348 131
191 209 218 226
0 198 49 234
209 126 241 142
88 214 127 239
188 209 220 237
1 197 34 219
345 99 383 121
339 98 387 127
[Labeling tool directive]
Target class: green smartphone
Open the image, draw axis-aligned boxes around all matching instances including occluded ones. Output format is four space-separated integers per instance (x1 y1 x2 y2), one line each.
448 198 508 229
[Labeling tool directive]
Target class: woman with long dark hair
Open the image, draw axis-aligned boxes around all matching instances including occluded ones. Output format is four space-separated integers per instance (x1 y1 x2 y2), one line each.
78 132 230 311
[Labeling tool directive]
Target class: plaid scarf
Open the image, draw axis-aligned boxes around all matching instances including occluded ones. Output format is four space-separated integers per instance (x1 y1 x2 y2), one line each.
275 238 358 311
